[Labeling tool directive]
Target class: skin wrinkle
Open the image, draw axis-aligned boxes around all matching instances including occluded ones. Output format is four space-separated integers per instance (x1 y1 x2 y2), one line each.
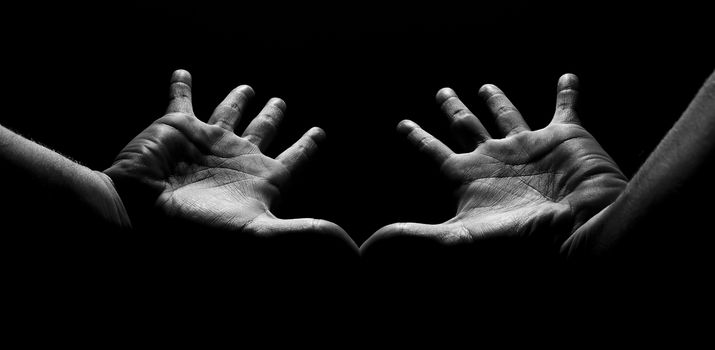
162 175 274 224
494 104 519 117
560 156 626 196
453 109 473 119
215 89 250 114
160 114 217 153
149 118 203 154
257 156 288 186
463 177 547 207
144 137 174 175
281 134 319 170
244 117 279 143
440 96 465 113
120 141 172 179
459 208 535 240
416 134 440 153
168 82 191 98
517 176 555 201
176 170 267 191
440 223 474 244
215 119 234 131
458 155 568 195
513 134 534 162
473 129 586 168
170 160 280 188
555 89 578 111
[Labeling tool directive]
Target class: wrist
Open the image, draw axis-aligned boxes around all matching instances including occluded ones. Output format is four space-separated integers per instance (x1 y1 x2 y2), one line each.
560 203 618 261
90 171 133 230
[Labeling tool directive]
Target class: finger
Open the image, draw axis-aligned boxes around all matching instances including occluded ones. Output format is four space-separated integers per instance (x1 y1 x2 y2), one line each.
478 84 530 136
276 127 325 173
254 217 359 253
360 222 470 253
208 85 255 131
436 88 491 150
396 119 454 166
167 69 193 114
242 97 286 151
551 73 581 125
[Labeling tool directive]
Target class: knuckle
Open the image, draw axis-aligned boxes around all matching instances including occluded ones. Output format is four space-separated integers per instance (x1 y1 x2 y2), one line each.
452 109 475 120
416 135 436 150
495 104 518 116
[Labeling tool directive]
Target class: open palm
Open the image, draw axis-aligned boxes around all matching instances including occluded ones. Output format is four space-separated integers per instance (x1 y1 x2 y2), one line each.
105 70 353 246
363 74 627 251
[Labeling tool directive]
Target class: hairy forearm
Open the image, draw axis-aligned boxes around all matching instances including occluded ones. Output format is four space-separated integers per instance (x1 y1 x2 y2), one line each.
0 125 131 229
563 70 715 258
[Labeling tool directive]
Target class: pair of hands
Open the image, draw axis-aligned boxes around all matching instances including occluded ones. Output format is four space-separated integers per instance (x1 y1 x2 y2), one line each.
104 69 628 255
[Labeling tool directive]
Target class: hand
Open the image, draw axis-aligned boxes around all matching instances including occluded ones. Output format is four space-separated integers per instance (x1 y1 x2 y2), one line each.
362 74 628 253
105 70 354 248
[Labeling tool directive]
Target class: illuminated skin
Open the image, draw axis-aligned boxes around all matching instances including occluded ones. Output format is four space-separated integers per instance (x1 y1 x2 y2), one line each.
104 70 356 250
2 68 712 261
362 74 628 252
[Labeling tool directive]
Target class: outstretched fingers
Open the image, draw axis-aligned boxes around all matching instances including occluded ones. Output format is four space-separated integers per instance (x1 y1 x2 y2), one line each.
167 69 194 114
276 127 326 174
208 85 255 131
436 88 491 150
242 97 286 151
397 119 454 166
478 84 530 136
551 73 581 125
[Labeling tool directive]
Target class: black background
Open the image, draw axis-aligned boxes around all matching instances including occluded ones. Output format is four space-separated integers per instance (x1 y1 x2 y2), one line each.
2 1 714 338
3 1 713 246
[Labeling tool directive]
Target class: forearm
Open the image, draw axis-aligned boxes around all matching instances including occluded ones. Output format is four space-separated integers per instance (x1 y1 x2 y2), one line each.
0 125 131 229
563 70 715 258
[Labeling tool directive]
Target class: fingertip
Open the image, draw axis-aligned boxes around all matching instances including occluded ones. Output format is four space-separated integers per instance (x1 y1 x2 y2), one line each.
396 119 418 134
234 84 256 99
307 126 326 142
436 87 457 104
171 69 192 86
268 97 287 111
557 73 580 91
478 83 501 99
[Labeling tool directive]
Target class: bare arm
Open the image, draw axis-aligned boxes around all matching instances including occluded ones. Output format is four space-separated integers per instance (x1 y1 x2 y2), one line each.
562 70 715 259
0 124 131 229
